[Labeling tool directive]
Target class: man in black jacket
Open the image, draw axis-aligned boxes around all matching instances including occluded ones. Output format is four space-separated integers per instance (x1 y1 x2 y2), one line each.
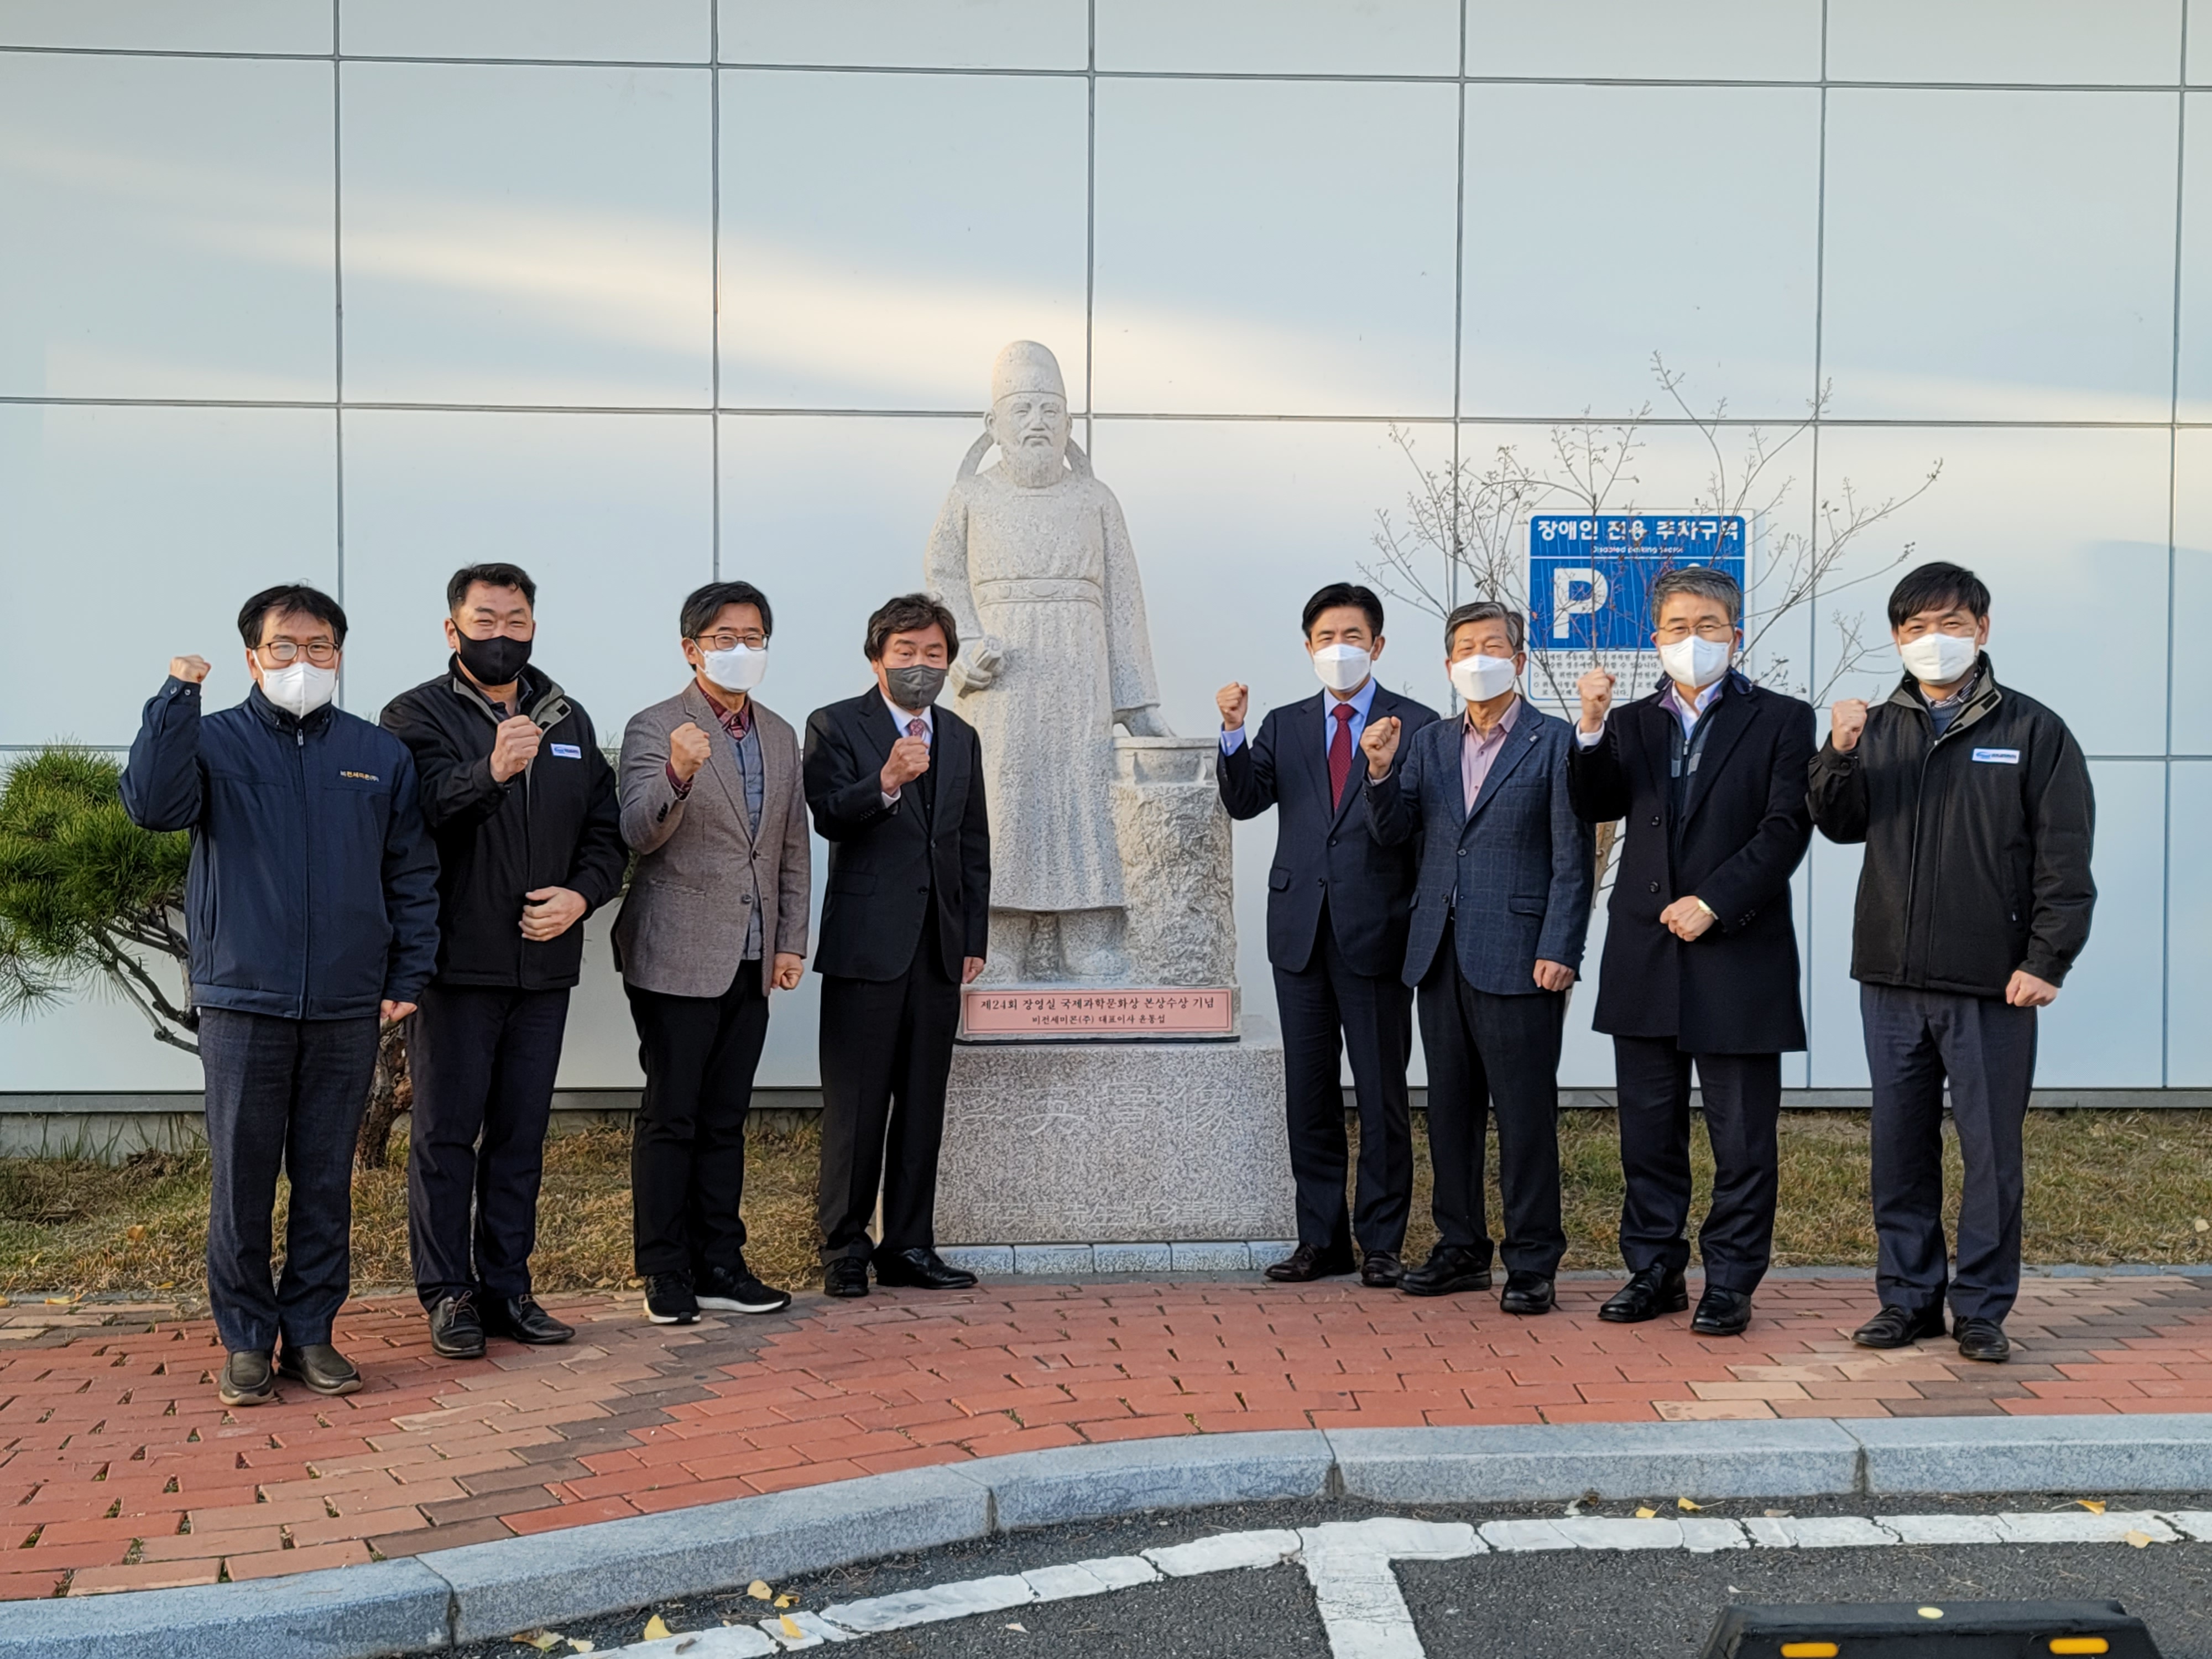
125 584 439 1406
1810 561 2095 1364
804 594 992 1299
1568 567 1815 1337
1217 583 1439 1287
380 564 625 1359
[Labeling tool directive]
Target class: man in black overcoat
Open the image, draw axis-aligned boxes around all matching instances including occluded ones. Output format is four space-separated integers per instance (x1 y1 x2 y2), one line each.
1566 566 1815 1336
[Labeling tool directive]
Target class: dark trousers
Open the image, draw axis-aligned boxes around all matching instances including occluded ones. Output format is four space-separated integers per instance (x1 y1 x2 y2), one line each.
406 985 570 1307
817 930 959 1263
197 1007 379 1355
1861 982 2038 1323
1416 919 1568 1276
627 970 770 1277
1613 1037 1782 1293
1274 911 1414 1258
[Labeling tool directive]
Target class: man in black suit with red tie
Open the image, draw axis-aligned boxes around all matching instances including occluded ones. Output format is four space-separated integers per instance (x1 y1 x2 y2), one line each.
804 593 992 1300
1218 583 1441 1286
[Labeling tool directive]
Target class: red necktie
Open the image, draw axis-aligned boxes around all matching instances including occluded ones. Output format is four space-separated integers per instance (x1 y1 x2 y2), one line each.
1328 702 1356 809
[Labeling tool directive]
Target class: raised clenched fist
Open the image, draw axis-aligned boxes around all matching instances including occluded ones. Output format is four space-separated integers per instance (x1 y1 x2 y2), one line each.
489 715 544 782
880 733 931 795
170 655 211 685
1577 667 1616 734
1216 681 1249 732
1830 698 1870 754
1360 714 1402 780
667 720 713 784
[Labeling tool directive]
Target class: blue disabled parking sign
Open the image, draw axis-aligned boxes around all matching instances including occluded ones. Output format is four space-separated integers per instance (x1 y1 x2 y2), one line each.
1527 513 1747 651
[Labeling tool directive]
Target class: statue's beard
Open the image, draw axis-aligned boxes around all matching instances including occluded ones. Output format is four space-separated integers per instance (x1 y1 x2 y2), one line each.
999 439 1069 489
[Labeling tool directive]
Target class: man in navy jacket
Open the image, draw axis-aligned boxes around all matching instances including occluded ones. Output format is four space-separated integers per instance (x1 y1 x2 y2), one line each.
1217 583 1439 1286
123 584 439 1407
1364 600 1593 1311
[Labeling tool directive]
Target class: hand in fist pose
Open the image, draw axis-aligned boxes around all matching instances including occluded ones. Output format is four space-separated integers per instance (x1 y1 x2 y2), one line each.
170 655 211 684
667 720 713 784
880 733 932 795
1829 698 1870 754
1577 667 1615 734
1215 681 1249 732
1360 714 1402 780
489 715 544 782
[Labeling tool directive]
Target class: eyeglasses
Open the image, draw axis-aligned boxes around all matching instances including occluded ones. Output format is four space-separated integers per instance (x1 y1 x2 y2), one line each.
1654 620 1735 643
256 640 340 666
694 631 766 652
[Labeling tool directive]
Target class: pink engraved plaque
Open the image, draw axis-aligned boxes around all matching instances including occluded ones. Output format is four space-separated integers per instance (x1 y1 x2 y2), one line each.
959 987 1235 1040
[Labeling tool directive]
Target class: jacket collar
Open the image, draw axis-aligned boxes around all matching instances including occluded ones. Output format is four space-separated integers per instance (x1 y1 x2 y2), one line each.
447 657 554 722
246 683 336 735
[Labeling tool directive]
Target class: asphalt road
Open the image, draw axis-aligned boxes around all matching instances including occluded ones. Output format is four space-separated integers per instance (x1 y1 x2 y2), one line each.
444 1491 2212 1659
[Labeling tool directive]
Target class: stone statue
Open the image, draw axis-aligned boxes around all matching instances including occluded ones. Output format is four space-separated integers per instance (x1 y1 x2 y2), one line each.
925 340 1173 982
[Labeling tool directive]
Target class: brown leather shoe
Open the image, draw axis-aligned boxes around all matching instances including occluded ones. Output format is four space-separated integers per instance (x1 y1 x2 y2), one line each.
1264 1243 1357 1283
1359 1251 1404 1289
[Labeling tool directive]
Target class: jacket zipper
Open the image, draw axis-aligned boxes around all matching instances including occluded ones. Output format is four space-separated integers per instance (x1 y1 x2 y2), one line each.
295 723 310 1019
1900 686 1991 983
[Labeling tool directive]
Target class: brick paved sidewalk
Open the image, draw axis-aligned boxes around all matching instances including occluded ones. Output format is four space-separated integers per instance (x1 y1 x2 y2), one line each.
4 1273 2208 1601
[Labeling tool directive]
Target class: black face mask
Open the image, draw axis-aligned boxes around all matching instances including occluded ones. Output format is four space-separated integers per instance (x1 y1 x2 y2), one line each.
455 632 532 687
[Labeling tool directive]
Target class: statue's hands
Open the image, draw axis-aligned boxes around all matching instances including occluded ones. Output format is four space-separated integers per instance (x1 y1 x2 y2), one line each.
1117 706 1174 739
956 634 1005 691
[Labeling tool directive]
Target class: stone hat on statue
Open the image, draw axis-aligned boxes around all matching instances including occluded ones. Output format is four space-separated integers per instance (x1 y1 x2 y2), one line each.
990 340 1066 404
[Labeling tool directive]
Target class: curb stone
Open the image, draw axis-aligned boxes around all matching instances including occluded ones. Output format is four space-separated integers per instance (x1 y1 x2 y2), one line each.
9 1415 2212 1659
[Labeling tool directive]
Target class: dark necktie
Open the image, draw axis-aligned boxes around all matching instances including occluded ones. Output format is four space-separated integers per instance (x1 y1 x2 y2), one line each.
908 718 933 816
1328 701 1356 809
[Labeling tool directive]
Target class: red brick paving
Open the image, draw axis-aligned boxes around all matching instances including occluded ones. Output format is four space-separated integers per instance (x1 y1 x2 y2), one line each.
3 1273 2208 1597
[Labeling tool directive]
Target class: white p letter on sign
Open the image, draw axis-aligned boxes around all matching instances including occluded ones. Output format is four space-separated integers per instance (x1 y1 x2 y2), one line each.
1552 568 1608 640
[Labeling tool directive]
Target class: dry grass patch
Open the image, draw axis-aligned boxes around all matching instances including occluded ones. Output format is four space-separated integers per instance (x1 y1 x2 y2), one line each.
1 1111 2206 1299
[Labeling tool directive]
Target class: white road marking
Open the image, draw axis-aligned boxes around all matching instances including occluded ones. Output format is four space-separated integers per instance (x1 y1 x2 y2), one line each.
581 1509 2205 1659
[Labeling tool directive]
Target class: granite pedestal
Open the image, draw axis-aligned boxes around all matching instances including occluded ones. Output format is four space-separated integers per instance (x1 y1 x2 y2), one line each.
933 1015 1295 1273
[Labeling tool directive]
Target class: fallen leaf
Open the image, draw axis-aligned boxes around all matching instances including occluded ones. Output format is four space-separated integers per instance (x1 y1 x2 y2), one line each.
1004 1623 1027 1632
676 1644 696 1656
779 1615 804 1638
747 1580 773 1601
1764 1510 1791 1519
2195 1219 2209 1234
158 1281 175 1290
567 1643 594 1655
511 1634 561 1653
774 1593 796 1608
2125 1530 2154 1549
2075 1499 2107 1515
640 1615 671 1641
1635 1506 1657 1520
125 1225 147 1242
1677 1498 1703 1512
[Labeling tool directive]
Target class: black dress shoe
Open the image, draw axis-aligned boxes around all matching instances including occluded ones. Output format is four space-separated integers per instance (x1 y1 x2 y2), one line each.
1499 1272 1556 1316
1265 1243 1357 1284
428 1292 487 1359
218 1349 275 1407
1399 1244 1493 1297
276 1343 362 1396
1598 1266 1688 1324
823 1256 870 1298
482 1294 575 1345
874 1247 979 1290
1359 1251 1404 1290
1954 1316 2011 1363
695 1260 792 1316
1691 1286 1754 1337
1852 1302 1948 1349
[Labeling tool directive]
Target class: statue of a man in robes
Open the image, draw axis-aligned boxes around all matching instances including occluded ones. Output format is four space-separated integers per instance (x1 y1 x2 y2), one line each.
925 340 1173 982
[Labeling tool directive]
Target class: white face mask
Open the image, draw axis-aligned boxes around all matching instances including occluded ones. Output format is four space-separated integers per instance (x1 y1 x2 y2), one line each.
1898 630 1978 686
1657 634 1733 691
1310 642 1372 694
1449 654 1518 704
703 643 768 693
260 660 336 718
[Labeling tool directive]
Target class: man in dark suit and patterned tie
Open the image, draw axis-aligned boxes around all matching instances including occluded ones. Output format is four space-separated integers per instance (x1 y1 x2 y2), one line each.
1217 583 1441 1286
804 593 992 1300
1363 599 1594 1312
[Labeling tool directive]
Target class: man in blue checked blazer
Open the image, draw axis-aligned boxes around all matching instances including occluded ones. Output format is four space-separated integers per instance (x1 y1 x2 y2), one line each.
1363 599 1594 1312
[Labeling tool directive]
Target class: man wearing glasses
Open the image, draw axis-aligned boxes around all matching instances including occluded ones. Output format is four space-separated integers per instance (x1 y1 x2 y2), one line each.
1567 566 1815 1339
122 584 439 1406
380 563 626 1360
612 581 811 1325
